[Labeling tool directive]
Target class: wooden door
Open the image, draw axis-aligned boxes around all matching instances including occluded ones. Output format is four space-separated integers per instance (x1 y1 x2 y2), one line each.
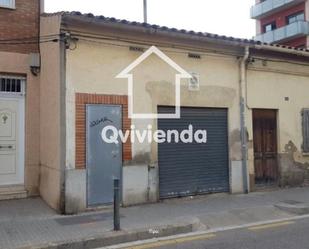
253 109 278 186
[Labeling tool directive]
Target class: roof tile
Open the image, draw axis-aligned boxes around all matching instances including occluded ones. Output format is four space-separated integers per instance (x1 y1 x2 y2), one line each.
42 11 309 53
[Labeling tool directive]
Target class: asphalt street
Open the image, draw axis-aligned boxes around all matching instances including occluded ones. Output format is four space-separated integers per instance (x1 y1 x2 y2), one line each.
119 216 309 249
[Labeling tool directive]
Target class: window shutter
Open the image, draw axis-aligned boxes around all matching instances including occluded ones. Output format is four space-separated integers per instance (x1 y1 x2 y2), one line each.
302 109 309 153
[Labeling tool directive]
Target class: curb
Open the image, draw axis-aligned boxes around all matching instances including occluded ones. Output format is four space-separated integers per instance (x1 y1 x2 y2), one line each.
23 222 195 249
275 202 309 215
106 213 309 249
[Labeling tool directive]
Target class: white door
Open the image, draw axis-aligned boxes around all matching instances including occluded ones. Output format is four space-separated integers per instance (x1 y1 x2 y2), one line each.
0 97 24 185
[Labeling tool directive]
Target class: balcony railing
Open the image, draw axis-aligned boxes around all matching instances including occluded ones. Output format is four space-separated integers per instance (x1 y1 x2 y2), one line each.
251 0 306 19
254 21 309 44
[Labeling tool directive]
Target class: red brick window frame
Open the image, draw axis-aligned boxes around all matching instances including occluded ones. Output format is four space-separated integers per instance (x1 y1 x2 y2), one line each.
75 93 132 169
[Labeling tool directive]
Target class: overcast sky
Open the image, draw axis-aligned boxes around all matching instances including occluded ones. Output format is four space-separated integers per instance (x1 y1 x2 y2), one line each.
45 0 256 39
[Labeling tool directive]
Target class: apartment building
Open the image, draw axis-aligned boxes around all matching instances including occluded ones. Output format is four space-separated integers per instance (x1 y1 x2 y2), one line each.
251 0 309 48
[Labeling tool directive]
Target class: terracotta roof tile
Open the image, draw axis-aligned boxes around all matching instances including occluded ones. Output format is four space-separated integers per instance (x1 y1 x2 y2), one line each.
42 11 309 53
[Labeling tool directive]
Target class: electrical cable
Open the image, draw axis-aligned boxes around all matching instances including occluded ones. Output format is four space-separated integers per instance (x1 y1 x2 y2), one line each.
0 34 61 42
1 32 308 68
0 34 62 45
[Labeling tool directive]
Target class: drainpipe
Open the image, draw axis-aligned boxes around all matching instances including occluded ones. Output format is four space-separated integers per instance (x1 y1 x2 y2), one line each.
240 46 250 194
59 33 67 214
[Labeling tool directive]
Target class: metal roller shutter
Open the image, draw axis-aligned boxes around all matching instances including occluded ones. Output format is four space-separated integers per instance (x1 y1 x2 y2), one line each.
158 106 229 198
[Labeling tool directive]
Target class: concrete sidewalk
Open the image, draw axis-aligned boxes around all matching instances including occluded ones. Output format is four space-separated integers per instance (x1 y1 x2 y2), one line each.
1 187 309 249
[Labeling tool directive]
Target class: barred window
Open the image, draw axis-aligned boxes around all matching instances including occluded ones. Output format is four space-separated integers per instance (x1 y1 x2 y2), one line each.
0 76 25 95
302 109 309 153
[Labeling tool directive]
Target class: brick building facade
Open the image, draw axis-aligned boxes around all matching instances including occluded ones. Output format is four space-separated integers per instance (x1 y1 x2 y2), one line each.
0 0 41 53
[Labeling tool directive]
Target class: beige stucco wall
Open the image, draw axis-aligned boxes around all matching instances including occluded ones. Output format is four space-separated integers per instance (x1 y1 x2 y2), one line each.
0 51 40 195
35 10 309 213
66 40 241 162
247 58 309 186
66 37 309 186
39 15 63 211
60 26 309 210
65 39 243 206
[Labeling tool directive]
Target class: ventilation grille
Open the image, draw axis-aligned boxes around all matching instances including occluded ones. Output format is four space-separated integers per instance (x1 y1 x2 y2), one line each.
0 76 25 95
188 53 201 59
129 46 145 52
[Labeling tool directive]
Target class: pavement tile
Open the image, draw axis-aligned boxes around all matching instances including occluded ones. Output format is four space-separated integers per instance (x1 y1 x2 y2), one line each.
0 187 309 249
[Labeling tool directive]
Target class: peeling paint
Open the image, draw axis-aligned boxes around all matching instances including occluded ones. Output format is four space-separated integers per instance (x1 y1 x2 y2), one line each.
284 141 309 168
229 129 241 161
146 82 237 108
124 152 151 166
280 141 309 187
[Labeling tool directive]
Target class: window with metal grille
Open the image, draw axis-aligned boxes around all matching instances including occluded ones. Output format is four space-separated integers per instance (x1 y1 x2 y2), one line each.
302 109 309 153
0 0 15 8
0 76 25 95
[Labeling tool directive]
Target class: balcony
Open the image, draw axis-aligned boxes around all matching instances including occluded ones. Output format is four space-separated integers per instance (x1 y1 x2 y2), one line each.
251 0 306 19
254 21 309 43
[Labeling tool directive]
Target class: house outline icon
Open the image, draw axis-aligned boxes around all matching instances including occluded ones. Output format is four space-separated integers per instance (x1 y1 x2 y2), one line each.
116 46 192 119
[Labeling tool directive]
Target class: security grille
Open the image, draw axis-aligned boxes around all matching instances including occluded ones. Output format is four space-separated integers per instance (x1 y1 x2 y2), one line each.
0 76 25 95
158 107 229 199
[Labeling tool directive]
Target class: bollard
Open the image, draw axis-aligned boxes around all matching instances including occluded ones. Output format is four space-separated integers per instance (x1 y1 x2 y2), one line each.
114 178 120 231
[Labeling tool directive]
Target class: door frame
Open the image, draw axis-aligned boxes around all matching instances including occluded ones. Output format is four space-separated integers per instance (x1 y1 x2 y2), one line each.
85 104 123 206
252 108 279 188
0 95 25 186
